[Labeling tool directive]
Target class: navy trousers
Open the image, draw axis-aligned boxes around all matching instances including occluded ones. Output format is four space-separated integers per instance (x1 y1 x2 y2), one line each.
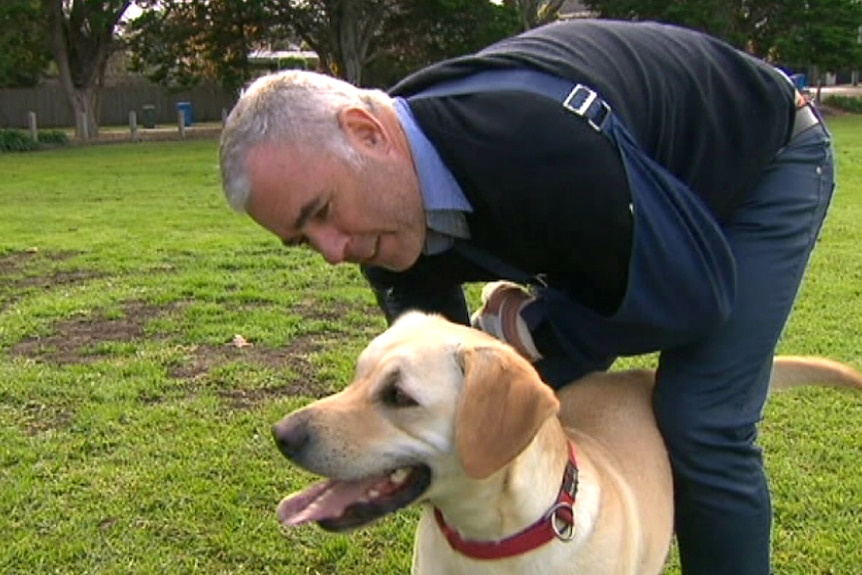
653 120 834 575
532 114 834 574
365 74 835 574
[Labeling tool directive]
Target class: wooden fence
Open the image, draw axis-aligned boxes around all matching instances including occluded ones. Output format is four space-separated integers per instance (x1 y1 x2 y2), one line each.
0 79 238 130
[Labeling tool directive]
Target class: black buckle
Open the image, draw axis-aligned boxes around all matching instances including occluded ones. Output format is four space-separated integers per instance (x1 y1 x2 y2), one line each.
562 84 611 132
561 459 579 499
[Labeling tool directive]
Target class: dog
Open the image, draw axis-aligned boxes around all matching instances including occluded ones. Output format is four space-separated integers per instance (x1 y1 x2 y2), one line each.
272 311 862 575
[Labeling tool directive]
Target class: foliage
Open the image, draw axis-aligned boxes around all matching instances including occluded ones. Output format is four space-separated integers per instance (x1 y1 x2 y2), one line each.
0 130 40 152
37 129 71 146
266 0 397 85
582 0 862 74
126 0 271 93
824 94 862 113
366 0 520 86
581 0 754 45
768 0 862 81
124 0 520 89
0 129 69 152
0 0 51 88
503 0 567 31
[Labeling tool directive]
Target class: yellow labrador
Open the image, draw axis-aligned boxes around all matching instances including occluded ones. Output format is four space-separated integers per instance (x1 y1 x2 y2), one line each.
272 312 862 575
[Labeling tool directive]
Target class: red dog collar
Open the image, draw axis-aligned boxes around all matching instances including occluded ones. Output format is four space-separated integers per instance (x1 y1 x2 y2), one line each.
433 442 579 560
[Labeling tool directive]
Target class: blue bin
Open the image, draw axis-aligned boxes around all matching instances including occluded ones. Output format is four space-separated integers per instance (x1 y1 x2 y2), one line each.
176 101 194 126
789 73 807 90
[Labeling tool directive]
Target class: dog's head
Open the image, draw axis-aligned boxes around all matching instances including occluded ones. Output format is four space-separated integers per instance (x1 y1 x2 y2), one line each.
272 311 559 532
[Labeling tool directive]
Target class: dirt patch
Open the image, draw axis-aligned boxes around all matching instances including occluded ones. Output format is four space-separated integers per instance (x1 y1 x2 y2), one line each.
219 383 317 410
169 334 328 397
9 301 161 364
0 250 95 310
18 401 75 436
0 250 38 275
0 249 79 275
3 269 106 291
8 299 346 405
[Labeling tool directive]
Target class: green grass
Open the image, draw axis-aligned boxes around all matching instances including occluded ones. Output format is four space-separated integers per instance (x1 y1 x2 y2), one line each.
1 118 860 574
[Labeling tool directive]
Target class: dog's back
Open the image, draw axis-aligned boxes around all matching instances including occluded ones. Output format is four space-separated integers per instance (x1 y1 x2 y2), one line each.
552 356 862 575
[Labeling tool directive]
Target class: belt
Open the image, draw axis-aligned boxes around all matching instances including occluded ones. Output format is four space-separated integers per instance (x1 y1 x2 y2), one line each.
790 101 820 141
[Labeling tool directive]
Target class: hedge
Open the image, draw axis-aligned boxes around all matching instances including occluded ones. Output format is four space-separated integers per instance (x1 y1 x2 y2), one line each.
0 129 69 152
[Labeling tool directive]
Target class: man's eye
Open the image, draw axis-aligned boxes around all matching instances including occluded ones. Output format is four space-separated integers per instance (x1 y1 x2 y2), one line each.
282 237 308 248
315 201 331 221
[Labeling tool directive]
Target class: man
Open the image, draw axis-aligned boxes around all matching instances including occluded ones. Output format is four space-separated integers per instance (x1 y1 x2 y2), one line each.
219 19 834 575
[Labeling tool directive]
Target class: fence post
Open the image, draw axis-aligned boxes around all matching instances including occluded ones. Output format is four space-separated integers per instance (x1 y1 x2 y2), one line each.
129 111 139 142
27 112 38 142
177 110 186 138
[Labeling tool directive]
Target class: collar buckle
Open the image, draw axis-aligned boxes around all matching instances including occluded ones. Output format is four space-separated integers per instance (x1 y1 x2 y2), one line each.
546 501 576 541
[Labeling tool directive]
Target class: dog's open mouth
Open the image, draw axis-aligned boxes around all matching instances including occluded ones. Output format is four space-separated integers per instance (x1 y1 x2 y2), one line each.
277 464 432 532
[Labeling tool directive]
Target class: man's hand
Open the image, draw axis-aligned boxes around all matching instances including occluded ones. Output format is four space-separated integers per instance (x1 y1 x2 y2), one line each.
470 281 543 362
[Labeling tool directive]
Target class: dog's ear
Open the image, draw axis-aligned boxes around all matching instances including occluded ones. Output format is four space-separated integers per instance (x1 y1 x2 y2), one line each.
455 345 559 479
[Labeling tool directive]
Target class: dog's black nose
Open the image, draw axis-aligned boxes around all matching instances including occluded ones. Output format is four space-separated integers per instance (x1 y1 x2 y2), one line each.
272 416 310 460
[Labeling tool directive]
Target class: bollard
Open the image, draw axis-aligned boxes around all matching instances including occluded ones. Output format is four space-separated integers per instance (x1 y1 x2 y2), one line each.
129 111 139 142
177 110 186 138
27 112 38 142
221 107 228 125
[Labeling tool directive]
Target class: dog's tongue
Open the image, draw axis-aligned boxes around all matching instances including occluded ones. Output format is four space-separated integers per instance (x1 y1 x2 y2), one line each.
277 475 390 526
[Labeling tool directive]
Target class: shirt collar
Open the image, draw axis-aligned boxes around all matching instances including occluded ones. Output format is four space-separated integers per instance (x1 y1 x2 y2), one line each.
393 97 472 254
393 97 472 214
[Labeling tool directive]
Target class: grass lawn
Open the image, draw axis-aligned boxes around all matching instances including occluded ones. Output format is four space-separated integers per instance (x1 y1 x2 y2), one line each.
1 116 860 574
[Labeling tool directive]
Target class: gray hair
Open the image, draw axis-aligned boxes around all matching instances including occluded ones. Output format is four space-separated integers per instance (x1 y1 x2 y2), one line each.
219 70 391 212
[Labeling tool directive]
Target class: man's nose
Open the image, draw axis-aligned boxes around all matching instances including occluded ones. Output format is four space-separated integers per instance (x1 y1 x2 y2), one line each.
307 227 348 264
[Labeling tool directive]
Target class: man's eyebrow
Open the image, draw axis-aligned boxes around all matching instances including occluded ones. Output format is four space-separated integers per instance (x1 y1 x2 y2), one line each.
292 197 324 232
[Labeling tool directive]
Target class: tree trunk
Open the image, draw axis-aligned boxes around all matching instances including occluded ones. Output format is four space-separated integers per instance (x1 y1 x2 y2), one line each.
332 0 363 84
46 0 88 140
330 0 389 85
72 87 99 140
44 0 125 140
339 11 363 84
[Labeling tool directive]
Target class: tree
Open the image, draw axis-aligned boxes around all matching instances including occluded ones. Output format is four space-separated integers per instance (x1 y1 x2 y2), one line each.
126 1 519 89
275 0 520 85
266 0 396 85
767 0 862 100
583 0 862 81
126 0 271 93
506 0 566 31
368 0 519 86
43 0 131 139
0 0 51 88
581 0 754 47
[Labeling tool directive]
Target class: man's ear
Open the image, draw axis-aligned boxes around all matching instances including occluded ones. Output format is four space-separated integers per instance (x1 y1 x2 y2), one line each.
338 107 388 155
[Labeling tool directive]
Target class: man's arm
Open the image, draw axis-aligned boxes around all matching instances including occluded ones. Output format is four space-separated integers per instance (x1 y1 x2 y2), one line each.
361 264 470 326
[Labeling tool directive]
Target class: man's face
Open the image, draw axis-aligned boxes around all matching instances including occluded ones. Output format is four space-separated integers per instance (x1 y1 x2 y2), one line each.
244 108 426 272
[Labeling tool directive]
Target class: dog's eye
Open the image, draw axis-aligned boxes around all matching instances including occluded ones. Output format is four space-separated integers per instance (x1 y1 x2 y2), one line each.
380 379 418 408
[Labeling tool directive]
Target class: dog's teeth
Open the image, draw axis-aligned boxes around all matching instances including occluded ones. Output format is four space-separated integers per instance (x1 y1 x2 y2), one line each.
389 468 410 484
367 489 380 498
